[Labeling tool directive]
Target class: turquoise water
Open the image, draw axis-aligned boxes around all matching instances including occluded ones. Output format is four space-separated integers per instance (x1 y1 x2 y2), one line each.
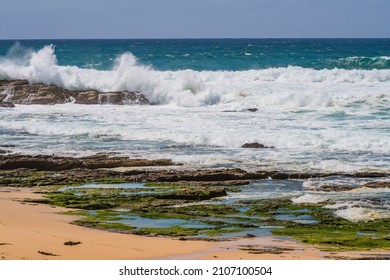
1 39 390 71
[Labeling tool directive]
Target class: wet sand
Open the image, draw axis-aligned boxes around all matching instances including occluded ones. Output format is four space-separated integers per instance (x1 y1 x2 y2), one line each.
0 187 387 260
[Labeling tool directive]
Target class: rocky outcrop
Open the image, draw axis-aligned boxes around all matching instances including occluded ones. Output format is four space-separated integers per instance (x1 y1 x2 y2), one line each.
0 80 73 105
156 187 227 200
305 181 390 193
242 142 274 149
74 90 100 104
0 153 389 188
363 182 390 189
307 185 356 192
0 80 150 105
75 90 149 105
0 154 173 171
0 102 15 108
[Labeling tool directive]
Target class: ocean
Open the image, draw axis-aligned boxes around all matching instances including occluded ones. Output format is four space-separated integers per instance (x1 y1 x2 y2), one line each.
1 38 390 223
1 39 389 172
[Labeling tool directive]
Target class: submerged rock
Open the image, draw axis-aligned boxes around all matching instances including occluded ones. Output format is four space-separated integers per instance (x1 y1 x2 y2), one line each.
241 142 274 149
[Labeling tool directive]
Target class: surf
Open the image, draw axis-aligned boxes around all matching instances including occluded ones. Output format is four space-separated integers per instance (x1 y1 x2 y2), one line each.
1 44 390 108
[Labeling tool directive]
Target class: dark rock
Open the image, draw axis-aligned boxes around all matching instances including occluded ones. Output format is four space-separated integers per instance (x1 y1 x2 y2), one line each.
0 81 73 105
0 154 173 171
0 102 15 108
121 91 150 105
344 172 387 178
156 187 227 200
81 155 172 169
223 108 259 113
1 152 389 190
241 142 274 149
75 90 150 105
98 93 120 104
0 79 29 87
1 80 150 105
242 143 265 149
154 168 251 182
64 241 82 246
313 185 356 192
38 251 59 256
74 90 100 104
363 182 390 189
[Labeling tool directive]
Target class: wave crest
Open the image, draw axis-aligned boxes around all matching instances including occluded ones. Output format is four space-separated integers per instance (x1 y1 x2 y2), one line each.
330 56 390 70
1 45 390 107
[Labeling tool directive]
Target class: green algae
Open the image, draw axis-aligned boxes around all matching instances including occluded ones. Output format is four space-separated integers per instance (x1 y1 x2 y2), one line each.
238 197 390 250
165 204 240 217
202 228 243 237
74 220 136 232
35 183 251 238
0 170 86 187
244 198 293 217
21 178 390 250
143 182 186 188
95 177 127 184
272 210 390 251
135 226 202 237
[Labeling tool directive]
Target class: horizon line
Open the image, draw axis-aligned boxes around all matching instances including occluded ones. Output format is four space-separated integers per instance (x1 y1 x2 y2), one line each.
1 37 389 41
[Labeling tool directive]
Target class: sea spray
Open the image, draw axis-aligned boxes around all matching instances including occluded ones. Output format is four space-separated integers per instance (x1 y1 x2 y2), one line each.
1 45 390 107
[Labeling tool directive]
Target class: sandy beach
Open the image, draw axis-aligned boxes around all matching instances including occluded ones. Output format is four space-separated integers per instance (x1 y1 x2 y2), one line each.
0 187 328 260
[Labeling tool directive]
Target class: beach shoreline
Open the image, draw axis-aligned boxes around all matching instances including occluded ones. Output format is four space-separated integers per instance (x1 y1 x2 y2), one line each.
1 186 390 260
0 187 322 260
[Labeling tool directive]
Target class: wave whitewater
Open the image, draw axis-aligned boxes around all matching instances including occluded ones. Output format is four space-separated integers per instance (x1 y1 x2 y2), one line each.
1 45 390 107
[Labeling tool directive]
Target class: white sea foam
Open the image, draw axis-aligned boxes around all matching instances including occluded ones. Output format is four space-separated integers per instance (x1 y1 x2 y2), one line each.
293 186 390 222
1 101 389 174
292 194 328 204
1 45 390 108
302 178 360 190
334 208 389 222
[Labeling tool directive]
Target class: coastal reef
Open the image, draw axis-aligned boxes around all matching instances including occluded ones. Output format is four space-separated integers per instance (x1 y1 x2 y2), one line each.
1 153 390 251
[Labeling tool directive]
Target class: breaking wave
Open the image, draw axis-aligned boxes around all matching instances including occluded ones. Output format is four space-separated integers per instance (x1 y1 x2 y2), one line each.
330 56 390 70
1 45 390 107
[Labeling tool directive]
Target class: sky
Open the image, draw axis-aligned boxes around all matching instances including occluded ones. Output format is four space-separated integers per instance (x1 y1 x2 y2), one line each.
0 0 389 39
